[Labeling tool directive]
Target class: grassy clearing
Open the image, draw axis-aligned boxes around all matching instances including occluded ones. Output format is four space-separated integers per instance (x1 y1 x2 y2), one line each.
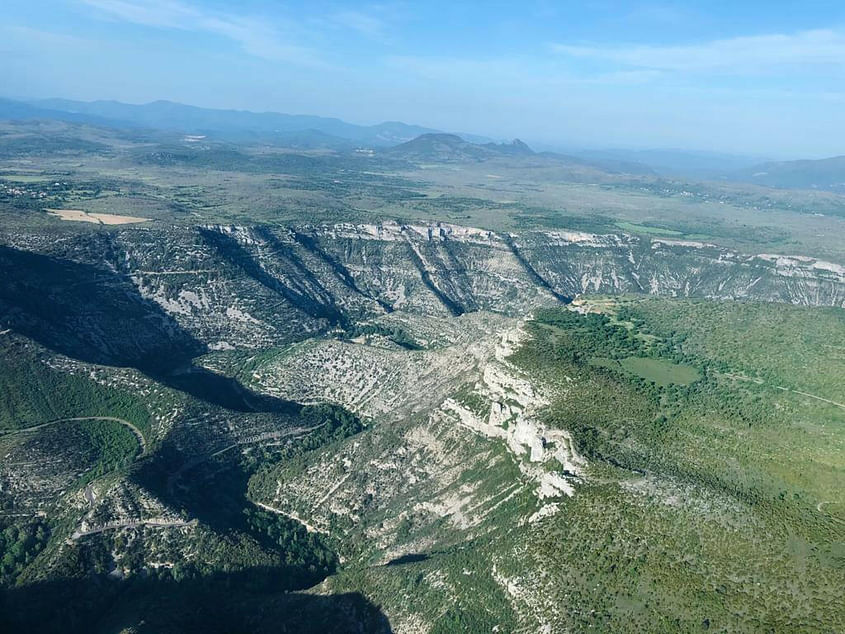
620 356 700 385
589 355 700 385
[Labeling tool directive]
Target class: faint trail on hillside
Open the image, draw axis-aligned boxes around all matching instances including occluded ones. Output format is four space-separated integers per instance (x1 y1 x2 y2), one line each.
774 387 845 411
207 423 326 459
0 416 147 453
131 270 217 275
722 373 845 411
814 501 845 526
252 501 325 534
312 471 352 509
166 423 325 494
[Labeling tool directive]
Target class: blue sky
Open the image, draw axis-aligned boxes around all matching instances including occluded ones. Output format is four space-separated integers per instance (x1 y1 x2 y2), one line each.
3 1 845 157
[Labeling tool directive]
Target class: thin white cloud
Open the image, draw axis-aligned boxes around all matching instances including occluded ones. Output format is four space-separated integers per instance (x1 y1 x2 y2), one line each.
2 25 96 50
386 55 524 80
329 10 387 37
81 0 194 29
586 69 664 84
551 29 845 73
79 0 322 66
385 55 662 87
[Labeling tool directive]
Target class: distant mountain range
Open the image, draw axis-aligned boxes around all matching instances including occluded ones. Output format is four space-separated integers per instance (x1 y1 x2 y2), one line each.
2 97 844 193
570 148 768 177
572 147 845 193
0 97 489 149
728 156 845 193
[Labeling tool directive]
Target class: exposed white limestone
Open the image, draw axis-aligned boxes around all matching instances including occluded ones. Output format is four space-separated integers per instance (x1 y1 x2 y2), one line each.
433 321 586 508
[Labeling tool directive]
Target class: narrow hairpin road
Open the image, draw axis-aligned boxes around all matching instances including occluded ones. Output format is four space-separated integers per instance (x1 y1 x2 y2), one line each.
1 416 146 453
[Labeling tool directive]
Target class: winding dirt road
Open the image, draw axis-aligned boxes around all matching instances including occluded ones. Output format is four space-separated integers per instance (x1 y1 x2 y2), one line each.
252 501 325 534
1 416 147 453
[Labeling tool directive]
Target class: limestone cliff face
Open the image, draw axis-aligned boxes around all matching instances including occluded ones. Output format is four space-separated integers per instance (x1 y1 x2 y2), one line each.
512 231 845 307
5 221 843 351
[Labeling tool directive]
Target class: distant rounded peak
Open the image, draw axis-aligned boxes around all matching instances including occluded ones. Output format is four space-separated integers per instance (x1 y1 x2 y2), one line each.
143 99 184 107
413 132 466 142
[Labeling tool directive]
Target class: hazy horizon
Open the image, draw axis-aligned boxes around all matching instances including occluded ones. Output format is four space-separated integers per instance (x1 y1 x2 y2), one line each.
4 1 845 158
2 93 786 164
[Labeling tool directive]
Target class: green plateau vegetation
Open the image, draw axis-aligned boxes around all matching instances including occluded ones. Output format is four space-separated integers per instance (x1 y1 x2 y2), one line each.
616 297 845 399
519 298 845 508
505 298 845 631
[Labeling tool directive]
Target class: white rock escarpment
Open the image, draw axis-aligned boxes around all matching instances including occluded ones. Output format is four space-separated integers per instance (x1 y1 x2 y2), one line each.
435 322 586 511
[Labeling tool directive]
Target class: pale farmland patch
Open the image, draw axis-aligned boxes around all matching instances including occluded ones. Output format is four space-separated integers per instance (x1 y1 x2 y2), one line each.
47 209 151 225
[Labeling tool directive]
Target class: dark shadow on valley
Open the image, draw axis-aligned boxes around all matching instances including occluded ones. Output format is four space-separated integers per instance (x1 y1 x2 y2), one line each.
198 227 350 329
0 244 311 525
384 553 430 566
0 245 300 414
132 442 256 534
0 567 392 634
0 246 387 633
